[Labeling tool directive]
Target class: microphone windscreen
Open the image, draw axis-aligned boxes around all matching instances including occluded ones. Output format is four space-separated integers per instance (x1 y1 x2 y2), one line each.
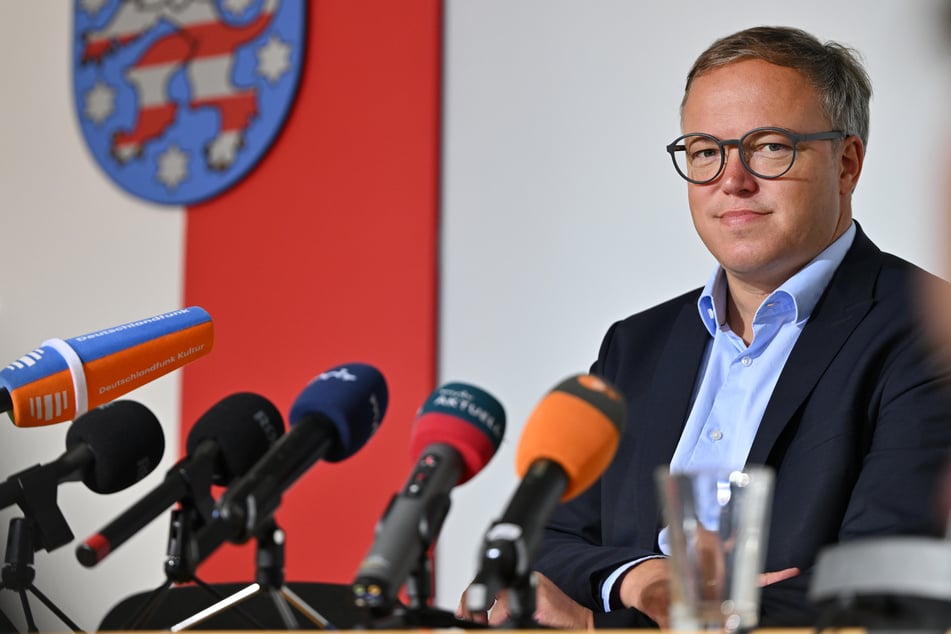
409 382 506 483
185 392 285 485
65 400 165 494
288 363 388 462
1 306 213 427
515 374 626 501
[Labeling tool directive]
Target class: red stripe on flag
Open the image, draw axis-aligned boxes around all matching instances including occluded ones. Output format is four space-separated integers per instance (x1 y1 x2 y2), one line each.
181 0 442 589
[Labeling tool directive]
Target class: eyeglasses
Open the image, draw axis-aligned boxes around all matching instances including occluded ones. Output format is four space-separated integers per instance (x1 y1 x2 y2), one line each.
665 127 846 184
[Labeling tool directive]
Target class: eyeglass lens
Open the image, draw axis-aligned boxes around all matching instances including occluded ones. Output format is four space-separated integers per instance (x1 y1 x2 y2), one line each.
672 129 797 183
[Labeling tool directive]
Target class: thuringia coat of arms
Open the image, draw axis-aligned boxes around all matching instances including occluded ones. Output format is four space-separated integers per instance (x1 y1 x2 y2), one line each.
73 0 305 205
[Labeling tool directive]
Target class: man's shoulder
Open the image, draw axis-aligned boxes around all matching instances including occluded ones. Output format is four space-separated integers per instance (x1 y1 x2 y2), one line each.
597 287 706 352
613 286 704 330
876 250 949 287
853 244 951 313
848 222 948 291
593 286 708 378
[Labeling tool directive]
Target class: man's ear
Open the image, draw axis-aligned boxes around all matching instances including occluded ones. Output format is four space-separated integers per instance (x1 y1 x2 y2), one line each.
839 135 865 195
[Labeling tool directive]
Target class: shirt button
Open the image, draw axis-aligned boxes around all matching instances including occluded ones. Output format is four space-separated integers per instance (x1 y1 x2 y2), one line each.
741 355 752 367
709 429 723 441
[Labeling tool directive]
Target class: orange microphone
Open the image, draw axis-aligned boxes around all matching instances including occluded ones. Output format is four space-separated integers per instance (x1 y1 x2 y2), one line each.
0 307 213 427
466 374 626 618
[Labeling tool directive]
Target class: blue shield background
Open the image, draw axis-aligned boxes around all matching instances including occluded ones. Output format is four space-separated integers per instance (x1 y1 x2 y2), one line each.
73 0 305 205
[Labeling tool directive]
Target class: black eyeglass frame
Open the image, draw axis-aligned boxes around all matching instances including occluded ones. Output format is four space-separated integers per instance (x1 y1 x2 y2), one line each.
665 127 847 184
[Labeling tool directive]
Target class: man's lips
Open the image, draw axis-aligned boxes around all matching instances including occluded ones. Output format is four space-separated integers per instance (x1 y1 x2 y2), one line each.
717 209 768 224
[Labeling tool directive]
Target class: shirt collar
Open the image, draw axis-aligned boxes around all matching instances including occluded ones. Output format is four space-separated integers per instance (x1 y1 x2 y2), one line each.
697 222 856 336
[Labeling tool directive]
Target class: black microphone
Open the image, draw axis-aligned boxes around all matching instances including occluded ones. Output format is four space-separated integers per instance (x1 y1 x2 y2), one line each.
466 375 627 614
0 400 165 552
187 363 388 568
75 392 284 567
353 382 506 611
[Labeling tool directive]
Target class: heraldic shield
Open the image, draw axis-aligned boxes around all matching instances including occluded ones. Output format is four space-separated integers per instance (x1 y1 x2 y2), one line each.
73 0 305 205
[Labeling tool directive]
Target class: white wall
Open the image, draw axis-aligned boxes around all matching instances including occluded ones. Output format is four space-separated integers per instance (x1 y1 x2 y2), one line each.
0 4 185 632
0 1 949 630
436 0 951 614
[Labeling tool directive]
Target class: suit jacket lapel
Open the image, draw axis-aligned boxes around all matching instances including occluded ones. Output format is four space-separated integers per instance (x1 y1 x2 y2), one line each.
634 298 710 542
747 224 879 465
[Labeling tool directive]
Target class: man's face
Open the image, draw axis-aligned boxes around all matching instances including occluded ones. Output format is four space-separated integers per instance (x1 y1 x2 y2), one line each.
681 59 862 290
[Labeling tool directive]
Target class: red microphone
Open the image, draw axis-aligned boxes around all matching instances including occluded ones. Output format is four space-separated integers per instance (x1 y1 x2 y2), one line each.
353 382 506 610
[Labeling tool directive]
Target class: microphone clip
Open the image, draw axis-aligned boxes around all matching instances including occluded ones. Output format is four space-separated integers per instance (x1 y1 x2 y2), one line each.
0 464 74 553
466 522 551 629
467 521 530 611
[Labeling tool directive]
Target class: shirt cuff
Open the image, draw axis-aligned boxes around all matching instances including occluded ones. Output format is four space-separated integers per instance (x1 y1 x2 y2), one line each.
600 555 669 612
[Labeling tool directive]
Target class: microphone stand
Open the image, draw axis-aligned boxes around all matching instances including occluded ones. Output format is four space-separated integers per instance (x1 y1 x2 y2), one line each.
119 506 265 630
497 571 546 629
365 548 488 630
0 458 87 634
469 528 548 630
170 517 331 631
0 517 82 633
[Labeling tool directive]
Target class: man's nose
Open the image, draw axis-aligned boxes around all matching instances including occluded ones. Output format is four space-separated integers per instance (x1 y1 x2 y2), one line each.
718 143 758 191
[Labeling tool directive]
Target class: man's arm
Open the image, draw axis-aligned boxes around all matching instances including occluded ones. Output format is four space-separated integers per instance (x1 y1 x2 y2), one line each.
534 436 665 605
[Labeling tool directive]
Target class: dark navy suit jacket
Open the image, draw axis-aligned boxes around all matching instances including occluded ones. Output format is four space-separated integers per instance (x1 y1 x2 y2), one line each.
535 223 951 627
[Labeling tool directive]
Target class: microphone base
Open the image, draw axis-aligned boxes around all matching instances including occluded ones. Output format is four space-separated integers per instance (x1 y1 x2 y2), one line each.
170 582 330 631
100 582 369 631
366 606 490 630
170 519 334 631
811 536 951 631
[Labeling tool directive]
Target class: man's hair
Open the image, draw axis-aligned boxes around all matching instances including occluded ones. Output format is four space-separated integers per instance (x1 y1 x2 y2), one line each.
684 26 872 147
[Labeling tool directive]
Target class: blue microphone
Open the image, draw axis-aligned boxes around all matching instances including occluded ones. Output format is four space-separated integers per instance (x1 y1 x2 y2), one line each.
189 363 388 563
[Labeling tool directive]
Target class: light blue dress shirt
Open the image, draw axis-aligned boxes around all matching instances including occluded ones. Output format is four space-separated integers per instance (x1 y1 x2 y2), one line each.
600 222 856 611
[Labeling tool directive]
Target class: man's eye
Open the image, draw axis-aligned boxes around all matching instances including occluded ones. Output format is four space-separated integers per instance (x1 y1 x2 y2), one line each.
760 142 791 152
691 148 719 160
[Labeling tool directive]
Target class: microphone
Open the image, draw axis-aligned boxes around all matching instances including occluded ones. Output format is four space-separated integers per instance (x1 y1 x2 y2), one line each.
465 374 626 613
187 363 388 566
0 400 165 551
352 382 506 610
0 307 213 427
75 392 285 567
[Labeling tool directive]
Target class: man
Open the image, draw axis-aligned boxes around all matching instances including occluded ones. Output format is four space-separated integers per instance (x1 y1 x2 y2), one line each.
463 25 951 629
